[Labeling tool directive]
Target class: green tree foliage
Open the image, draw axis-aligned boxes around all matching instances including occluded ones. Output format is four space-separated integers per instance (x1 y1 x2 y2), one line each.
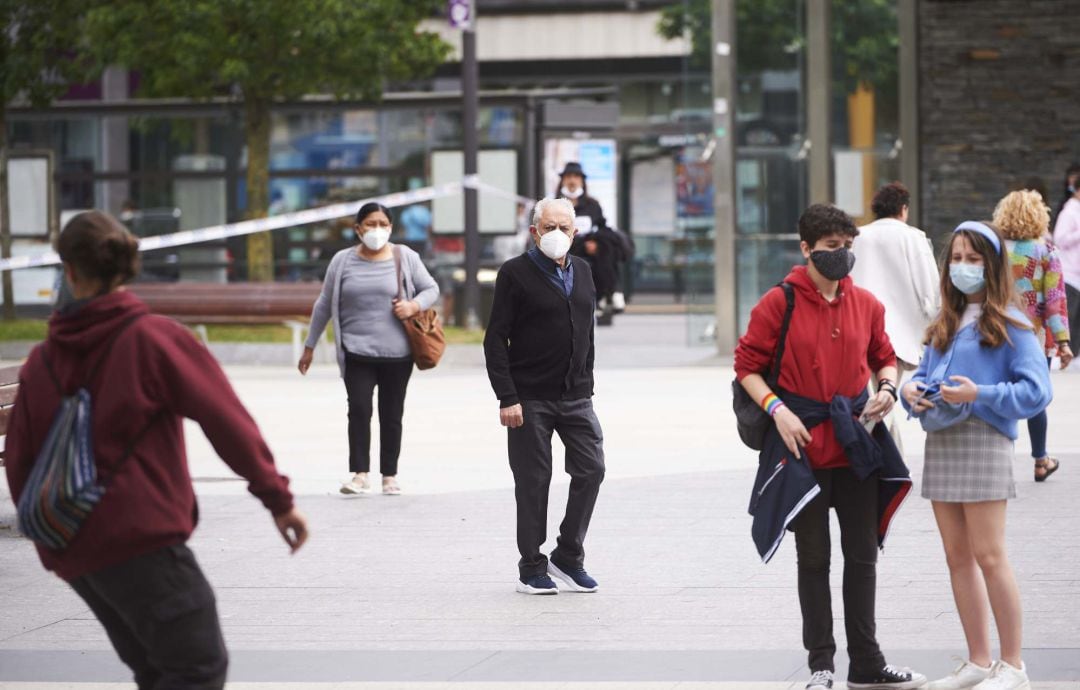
657 0 897 94
1 0 98 318
84 0 451 281
658 0 800 73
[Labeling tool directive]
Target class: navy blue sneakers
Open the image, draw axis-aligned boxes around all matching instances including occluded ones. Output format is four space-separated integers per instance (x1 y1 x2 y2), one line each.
516 573 559 595
847 664 927 689
547 559 599 593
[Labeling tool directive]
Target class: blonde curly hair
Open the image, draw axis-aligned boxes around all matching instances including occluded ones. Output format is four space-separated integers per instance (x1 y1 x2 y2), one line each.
992 189 1049 240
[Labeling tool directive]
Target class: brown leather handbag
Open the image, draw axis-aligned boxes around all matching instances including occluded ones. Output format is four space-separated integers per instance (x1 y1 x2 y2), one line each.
392 245 445 370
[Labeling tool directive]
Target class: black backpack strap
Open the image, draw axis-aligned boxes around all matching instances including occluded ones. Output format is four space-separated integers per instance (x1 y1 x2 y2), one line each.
765 282 796 388
40 348 64 395
99 407 167 486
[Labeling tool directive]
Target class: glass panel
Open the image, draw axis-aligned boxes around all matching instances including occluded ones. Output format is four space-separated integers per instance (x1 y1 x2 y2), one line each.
10 117 102 209
735 236 803 333
128 116 235 172
730 0 808 331
271 110 378 170
830 0 900 226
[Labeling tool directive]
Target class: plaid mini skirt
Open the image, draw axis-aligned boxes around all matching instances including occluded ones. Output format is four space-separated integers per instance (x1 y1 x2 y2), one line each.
922 416 1016 502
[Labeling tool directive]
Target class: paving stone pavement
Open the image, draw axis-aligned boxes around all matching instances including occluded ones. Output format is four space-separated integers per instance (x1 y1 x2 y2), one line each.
1 315 1078 688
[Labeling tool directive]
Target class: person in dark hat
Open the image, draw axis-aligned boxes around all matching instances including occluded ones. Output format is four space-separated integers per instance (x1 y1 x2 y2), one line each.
556 162 623 326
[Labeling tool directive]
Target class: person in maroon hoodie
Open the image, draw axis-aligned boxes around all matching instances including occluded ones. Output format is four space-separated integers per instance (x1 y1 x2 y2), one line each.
735 204 924 690
4 211 308 689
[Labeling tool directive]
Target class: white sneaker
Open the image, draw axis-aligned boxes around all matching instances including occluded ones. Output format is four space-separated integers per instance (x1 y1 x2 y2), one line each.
928 658 993 689
972 661 1030 690
340 473 371 495
612 291 626 312
382 476 402 496
806 669 834 689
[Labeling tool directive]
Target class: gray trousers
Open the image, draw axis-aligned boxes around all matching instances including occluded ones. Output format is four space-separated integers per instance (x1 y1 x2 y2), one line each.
507 398 605 578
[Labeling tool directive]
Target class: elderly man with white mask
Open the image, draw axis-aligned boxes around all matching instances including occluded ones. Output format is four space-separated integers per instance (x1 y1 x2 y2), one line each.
484 196 605 595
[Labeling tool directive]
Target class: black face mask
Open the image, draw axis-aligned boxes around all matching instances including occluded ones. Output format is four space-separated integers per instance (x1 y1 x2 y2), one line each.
810 247 856 281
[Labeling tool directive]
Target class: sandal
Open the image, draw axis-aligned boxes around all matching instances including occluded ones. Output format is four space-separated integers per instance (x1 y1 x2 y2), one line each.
382 477 402 496
1034 456 1060 483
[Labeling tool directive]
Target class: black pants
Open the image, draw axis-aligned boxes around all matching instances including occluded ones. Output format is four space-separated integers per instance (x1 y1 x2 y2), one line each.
507 399 605 578
69 544 228 690
1067 283 1080 348
343 353 414 475
790 467 885 676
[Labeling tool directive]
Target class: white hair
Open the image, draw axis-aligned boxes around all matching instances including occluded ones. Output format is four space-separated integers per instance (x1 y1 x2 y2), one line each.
531 196 576 227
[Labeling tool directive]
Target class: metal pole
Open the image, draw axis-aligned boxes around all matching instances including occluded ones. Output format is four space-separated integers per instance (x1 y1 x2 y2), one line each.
462 19 481 329
898 0 920 227
807 0 832 204
711 0 737 354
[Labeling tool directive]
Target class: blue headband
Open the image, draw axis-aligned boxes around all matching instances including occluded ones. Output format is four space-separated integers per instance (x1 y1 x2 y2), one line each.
953 221 1001 255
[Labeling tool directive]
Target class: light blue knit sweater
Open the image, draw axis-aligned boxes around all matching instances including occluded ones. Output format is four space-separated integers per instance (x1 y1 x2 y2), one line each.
902 307 1052 440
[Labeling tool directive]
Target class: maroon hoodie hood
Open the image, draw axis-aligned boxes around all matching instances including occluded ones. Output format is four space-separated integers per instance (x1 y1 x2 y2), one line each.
48 289 150 356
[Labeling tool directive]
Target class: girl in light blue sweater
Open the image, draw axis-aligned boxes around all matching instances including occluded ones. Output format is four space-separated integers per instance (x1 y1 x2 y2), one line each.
901 221 1051 690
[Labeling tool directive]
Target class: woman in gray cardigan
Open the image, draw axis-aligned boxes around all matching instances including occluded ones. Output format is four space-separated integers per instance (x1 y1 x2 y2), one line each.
298 202 439 495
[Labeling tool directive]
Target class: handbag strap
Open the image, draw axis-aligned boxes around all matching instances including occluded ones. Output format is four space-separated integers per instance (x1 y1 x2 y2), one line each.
388 247 412 304
765 282 796 388
390 244 410 301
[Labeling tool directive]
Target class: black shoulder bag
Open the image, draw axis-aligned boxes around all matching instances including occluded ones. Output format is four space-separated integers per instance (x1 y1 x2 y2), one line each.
731 282 795 451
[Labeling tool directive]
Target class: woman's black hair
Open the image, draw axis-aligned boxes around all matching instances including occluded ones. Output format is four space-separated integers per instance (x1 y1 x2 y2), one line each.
356 202 393 225
870 181 910 219
1054 162 1080 231
797 203 858 246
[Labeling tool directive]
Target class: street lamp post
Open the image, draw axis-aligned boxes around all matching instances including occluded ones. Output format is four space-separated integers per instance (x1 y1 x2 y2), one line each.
711 0 737 353
451 0 480 329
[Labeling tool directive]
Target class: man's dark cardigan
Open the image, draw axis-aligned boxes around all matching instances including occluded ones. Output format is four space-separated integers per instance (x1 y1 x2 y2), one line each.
484 253 596 408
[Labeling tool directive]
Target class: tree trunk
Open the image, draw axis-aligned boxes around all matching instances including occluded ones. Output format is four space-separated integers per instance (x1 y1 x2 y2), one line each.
244 98 273 282
0 109 14 320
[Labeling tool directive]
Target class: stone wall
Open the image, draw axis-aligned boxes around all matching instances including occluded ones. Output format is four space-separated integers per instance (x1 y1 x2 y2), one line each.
918 0 1080 243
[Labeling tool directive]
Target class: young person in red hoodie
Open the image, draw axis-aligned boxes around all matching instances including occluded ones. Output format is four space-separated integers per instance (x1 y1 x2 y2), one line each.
4 211 308 689
735 204 924 690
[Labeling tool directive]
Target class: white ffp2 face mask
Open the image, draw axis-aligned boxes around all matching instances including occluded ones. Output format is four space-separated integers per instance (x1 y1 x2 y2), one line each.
361 228 390 251
538 229 572 260
561 185 584 200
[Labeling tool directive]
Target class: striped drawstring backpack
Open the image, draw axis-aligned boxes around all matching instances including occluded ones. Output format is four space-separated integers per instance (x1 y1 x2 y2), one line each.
17 315 158 550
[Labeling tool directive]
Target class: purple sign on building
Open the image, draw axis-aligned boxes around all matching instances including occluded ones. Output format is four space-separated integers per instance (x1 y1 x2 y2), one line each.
448 0 472 29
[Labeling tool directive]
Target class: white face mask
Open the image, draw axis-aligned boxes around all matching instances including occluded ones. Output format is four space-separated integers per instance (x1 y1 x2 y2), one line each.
360 228 390 251
538 229 572 260
561 185 584 200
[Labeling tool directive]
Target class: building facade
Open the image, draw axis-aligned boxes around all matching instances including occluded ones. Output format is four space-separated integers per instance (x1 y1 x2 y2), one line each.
5 0 1078 343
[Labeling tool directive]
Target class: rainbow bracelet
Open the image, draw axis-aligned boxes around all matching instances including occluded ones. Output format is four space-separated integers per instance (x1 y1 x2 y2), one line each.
761 393 785 417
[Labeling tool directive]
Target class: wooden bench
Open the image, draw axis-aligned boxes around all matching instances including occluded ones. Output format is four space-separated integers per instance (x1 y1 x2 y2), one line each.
126 282 327 361
0 365 20 467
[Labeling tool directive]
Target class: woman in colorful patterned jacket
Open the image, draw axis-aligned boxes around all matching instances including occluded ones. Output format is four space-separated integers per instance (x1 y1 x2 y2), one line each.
992 190 1073 482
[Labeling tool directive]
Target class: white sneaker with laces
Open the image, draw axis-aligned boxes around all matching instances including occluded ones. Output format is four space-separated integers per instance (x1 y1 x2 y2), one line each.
340 473 371 495
806 669 834 689
972 661 1030 690
928 658 993 689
